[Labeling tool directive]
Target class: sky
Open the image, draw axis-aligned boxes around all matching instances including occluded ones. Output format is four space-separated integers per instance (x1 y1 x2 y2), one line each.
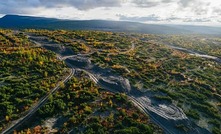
0 0 221 26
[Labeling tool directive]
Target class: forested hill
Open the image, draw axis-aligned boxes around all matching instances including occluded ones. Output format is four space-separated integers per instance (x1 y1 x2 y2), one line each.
0 15 221 35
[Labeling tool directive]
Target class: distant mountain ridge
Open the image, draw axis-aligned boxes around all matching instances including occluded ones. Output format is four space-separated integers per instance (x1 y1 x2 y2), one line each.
0 15 221 35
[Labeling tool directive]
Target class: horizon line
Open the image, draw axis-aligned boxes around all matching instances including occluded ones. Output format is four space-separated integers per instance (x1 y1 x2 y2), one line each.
1 14 221 28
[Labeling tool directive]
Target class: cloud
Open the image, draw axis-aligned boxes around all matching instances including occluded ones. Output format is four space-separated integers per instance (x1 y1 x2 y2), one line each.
178 0 195 7
213 8 221 15
117 14 162 22
183 18 210 22
0 0 122 14
132 0 174 8
192 2 210 15
0 0 220 25
0 1 40 14
117 14 213 24
164 17 181 22
40 0 122 10
192 7 208 16
178 0 211 16
165 15 212 23
161 0 173 3
132 0 160 7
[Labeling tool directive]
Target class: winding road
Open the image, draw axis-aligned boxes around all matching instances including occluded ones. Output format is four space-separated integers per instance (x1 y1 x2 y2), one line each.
1 33 211 134
166 44 221 64
28 36 188 134
75 68 178 134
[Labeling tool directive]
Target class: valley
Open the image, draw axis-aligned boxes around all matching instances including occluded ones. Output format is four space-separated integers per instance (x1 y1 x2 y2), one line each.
0 29 221 134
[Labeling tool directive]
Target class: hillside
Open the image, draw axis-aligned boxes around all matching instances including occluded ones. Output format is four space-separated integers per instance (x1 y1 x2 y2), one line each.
0 29 163 134
1 29 220 133
24 29 221 134
0 15 221 35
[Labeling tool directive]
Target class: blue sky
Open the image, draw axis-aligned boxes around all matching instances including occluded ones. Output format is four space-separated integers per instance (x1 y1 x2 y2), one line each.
0 0 221 26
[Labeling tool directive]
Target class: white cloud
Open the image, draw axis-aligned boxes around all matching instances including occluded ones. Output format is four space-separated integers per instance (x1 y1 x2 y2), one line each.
0 0 221 25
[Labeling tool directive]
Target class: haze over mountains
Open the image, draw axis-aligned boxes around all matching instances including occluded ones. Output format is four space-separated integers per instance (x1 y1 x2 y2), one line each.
0 15 221 35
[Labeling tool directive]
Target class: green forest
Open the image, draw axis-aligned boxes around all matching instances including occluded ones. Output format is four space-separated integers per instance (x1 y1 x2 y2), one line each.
0 29 221 134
